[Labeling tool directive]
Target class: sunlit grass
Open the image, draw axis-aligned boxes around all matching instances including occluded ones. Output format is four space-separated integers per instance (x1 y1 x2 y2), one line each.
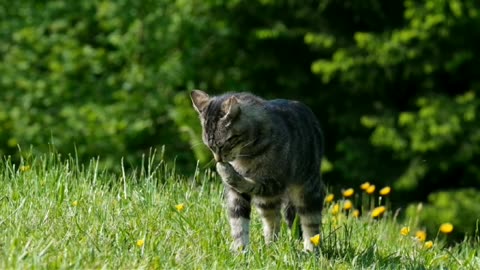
0 153 478 269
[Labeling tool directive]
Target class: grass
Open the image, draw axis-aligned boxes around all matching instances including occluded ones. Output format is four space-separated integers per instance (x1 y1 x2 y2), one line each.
0 153 478 269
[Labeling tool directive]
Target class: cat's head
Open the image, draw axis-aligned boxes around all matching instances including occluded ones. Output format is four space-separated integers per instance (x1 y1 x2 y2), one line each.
190 90 260 162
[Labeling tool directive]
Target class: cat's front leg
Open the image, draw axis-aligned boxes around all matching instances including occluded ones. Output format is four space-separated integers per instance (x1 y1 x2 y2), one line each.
216 162 252 194
254 196 282 244
216 162 284 196
224 187 251 252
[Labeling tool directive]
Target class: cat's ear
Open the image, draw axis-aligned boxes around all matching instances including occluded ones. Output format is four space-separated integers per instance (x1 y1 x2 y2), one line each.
191 90 210 114
222 96 240 120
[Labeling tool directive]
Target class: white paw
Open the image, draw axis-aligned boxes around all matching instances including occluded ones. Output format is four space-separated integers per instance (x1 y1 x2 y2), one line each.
216 162 238 184
216 162 231 178
303 240 315 252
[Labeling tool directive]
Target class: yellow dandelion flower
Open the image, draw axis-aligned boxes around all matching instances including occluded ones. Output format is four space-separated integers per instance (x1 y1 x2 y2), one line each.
331 204 340 215
371 206 386 218
379 186 391 196
20 165 30 172
439 223 454 234
310 234 321 247
342 188 354 198
352 209 360 218
400 226 410 236
424 240 433 249
175 203 185 212
325 194 334 203
136 239 145 247
366 185 376 195
360 182 370 190
415 230 427 242
72 200 78 207
343 200 353 210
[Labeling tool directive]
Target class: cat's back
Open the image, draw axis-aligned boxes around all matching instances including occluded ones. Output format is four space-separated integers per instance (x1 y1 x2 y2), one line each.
264 98 323 175
265 99 319 128
224 93 323 162
265 99 305 113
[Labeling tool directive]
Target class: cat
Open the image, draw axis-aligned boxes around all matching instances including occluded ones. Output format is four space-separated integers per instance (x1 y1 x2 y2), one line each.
190 90 324 251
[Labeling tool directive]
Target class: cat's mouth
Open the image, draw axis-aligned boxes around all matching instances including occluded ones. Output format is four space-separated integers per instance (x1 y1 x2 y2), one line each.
213 152 235 163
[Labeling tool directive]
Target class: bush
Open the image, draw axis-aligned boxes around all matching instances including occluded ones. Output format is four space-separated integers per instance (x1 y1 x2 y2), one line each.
0 0 201 170
406 188 480 241
309 0 480 201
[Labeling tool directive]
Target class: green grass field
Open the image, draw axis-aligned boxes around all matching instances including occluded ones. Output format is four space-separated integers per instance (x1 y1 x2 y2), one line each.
1 153 478 269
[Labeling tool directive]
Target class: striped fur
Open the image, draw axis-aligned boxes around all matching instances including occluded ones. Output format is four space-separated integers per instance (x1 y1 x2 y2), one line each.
191 90 325 251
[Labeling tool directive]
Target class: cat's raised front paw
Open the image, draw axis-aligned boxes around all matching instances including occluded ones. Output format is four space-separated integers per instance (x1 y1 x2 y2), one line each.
216 162 235 179
217 162 243 189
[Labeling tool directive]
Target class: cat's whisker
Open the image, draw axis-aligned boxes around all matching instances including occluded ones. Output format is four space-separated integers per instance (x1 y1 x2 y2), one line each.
238 139 256 151
190 141 206 149
201 158 216 169
236 154 253 158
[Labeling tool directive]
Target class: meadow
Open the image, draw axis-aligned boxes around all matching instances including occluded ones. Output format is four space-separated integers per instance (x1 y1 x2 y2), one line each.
0 153 478 269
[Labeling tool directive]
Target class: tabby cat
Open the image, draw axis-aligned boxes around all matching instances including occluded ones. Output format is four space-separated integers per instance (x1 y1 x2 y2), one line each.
190 90 324 251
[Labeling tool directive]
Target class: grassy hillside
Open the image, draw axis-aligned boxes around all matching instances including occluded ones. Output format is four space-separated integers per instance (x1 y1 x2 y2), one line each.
0 153 478 269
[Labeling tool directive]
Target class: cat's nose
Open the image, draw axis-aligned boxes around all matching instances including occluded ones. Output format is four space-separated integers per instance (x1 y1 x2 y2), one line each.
213 152 223 162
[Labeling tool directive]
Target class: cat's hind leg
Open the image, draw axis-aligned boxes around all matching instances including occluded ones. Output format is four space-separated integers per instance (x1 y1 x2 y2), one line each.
225 186 251 251
282 199 302 238
283 200 296 229
254 196 282 244
288 179 324 251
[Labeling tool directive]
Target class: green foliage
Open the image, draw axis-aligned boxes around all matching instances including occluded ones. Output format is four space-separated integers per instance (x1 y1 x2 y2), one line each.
0 0 203 169
169 92 210 165
309 0 480 201
1 155 478 269
366 92 480 194
407 189 480 240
